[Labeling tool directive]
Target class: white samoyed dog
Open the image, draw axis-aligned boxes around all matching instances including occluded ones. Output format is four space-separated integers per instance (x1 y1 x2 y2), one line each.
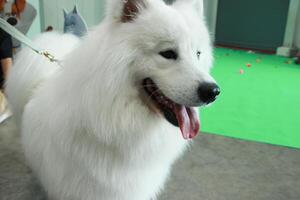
6 0 220 199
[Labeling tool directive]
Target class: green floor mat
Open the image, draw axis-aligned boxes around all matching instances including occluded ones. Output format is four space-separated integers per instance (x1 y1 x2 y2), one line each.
201 48 300 149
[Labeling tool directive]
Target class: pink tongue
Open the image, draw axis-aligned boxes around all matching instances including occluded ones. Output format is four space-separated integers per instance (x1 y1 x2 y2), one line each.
174 105 200 140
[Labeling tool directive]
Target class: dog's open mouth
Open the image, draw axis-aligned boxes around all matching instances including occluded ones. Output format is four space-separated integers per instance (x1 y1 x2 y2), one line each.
142 78 200 140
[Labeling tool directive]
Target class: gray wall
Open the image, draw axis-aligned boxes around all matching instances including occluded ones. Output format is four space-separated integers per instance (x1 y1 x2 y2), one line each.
204 0 300 50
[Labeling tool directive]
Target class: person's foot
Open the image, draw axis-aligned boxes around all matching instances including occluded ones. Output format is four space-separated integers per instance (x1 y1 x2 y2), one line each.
0 91 12 124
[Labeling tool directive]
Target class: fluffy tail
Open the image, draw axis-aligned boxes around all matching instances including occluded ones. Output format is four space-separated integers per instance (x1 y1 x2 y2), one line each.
5 32 80 123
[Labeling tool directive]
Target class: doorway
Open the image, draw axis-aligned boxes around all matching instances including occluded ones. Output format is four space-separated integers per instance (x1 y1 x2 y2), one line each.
215 0 290 51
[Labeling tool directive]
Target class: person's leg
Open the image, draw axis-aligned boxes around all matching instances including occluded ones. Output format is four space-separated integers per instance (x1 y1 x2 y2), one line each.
1 57 12 80
0 28 13 124
0 58 13 124
0 89 12 123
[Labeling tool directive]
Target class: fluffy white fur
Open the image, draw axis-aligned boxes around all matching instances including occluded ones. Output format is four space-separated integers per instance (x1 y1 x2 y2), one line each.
6 0 216 199
6 32 80 124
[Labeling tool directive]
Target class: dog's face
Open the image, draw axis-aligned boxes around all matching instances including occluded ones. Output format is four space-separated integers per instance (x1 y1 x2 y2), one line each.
106 0 220 139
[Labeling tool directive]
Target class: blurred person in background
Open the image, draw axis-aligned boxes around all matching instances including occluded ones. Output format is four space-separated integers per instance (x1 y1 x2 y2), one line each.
0 0 13 123
0 0 36 123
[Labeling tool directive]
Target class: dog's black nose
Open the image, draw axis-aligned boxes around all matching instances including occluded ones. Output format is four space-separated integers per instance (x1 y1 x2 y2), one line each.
198 83 220 104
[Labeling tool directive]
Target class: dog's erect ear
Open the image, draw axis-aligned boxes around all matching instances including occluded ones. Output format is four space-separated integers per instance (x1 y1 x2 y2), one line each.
106 0 147 23
173 0 204 17
121 0 147 22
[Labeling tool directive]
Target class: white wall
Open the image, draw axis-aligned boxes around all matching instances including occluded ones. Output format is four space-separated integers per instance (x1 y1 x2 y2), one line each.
203 0 218 41
19 0 41 38
41 0 216 34
41 0 217 38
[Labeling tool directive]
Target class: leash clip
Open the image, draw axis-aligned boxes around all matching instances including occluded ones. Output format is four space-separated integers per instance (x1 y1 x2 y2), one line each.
40 51 57 63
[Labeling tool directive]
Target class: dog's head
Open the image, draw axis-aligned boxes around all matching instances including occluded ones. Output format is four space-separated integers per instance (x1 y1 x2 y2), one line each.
103 0 220 139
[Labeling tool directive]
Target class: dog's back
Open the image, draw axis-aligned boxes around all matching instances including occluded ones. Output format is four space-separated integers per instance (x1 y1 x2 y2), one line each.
5 32 80 123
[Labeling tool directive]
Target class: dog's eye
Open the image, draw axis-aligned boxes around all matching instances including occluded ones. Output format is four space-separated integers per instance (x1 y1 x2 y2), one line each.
159 50 178 60
197 51 201 59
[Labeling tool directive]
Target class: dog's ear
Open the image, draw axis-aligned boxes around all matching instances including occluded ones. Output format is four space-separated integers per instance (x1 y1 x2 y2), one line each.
173 0 204 17
106 0 147 23
121 0 147 22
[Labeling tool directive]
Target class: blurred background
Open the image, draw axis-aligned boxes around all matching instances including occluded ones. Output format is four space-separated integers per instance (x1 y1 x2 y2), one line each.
29 0 300 54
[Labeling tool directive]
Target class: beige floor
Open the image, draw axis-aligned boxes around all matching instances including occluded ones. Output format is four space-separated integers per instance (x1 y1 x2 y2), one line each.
1 119 300 200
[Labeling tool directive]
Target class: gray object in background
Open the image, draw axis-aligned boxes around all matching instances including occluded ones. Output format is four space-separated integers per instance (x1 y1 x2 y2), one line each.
63 5 88 38
163 0 176 4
